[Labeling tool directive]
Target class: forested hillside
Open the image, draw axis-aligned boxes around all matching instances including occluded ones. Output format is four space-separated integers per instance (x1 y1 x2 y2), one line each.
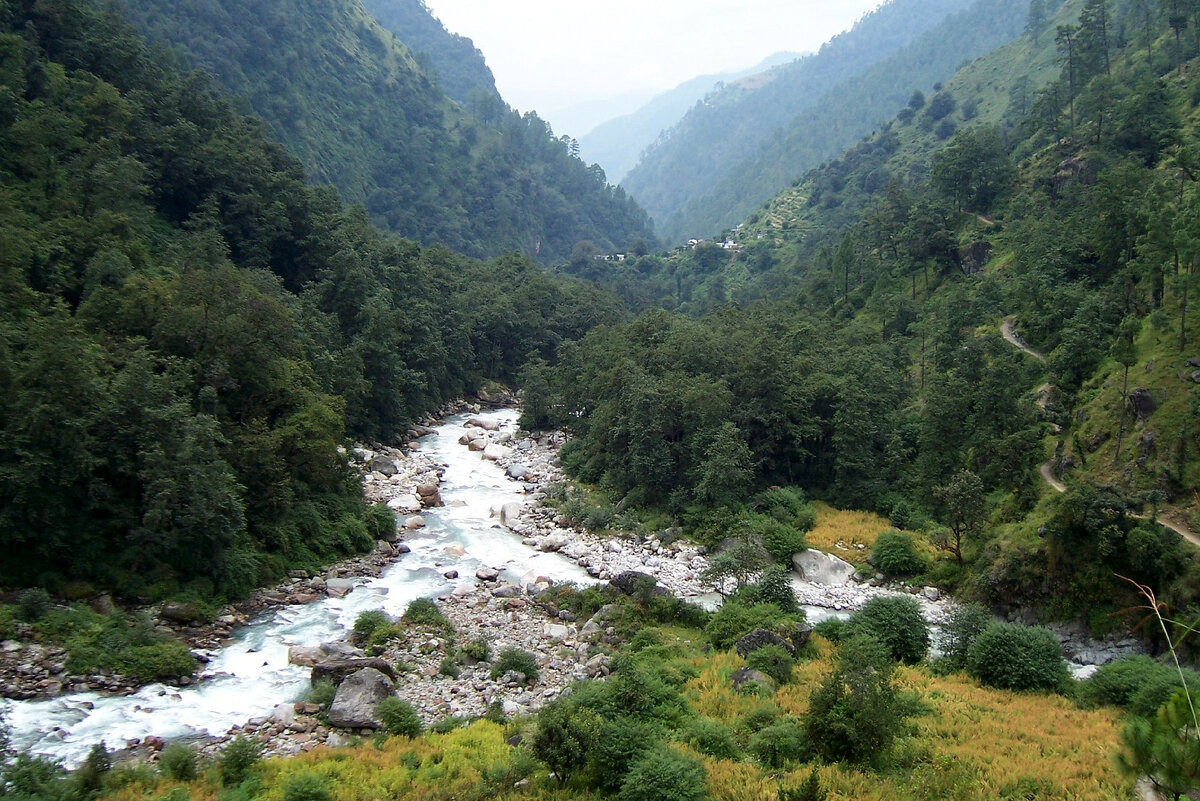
0 0 623 600
545 0 1200 633
620 0 978 241
359 0 500 108
115 0 654 263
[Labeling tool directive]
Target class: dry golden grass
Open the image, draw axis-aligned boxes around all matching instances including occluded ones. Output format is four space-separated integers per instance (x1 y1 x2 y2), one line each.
804 501 892 564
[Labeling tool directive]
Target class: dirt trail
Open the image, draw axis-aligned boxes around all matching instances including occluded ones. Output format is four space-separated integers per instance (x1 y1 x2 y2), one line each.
1001 315 1046 362
998 316 1200 549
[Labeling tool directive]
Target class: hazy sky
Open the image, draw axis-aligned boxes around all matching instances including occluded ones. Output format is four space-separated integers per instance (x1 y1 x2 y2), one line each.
421 1 883 128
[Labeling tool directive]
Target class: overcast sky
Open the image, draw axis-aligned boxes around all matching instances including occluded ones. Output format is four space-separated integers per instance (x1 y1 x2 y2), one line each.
421 1 883 133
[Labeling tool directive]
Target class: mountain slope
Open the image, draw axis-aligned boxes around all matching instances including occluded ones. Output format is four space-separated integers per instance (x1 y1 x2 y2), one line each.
117 0 654 262
665 0 1032 241
578 52 801 184
359 0 501 108
620 0 978 237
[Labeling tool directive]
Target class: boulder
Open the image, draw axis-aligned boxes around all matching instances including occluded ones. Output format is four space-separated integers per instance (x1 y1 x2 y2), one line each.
791 549 856 586
1128 388 1158 419
327 668 395 729
415 483 440 498
499 502 522 525
311 658 397 686
730 668 776 692
476 567 501 581
735 628 795 658
538 534 569 552
288 646 325 667
159 601 206 625
325 578 357 598
419 490 444 508
779 621 812 652
609 571 670 599
482 443 513 461
491 583 521 598
465 417 500 431
368 457 398 477
506 463 532 480
403 515 427 530
387 495 422 513
467 437 487 452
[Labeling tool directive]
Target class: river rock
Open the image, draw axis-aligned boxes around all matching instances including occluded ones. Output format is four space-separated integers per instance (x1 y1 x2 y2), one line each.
272 703 298 729
369 457 398 477
476 567 501 581
466 417 500 431
387 495 422 513
404 515 427 530
159 601 206 625
326 578 357 598
311 658 397 686
792 549 857 586
608 571 670 598
328 668 394 729
735 628 795 658
499 502 522 525
483 443 512 461
491 583 521 598
445 544 466 557
506 464 532 480
538 534 568 552
288 646 325 667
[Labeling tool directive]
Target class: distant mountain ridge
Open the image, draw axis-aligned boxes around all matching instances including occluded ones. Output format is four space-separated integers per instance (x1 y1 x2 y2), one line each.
578 52 801 185
620 0 980 240
117 0 655 262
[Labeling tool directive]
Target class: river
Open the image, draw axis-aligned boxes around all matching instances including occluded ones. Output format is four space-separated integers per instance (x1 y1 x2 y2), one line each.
1 408 592 767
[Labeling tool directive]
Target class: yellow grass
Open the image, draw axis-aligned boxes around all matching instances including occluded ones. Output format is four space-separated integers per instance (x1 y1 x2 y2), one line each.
804 502 892 564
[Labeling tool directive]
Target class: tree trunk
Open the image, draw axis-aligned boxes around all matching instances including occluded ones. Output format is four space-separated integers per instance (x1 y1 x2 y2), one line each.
1115 364 1129 464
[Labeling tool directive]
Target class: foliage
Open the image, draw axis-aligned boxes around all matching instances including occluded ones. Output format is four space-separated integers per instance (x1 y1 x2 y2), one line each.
377 697 423 738
306 680 337 709
848 596 931 665
617 746 709 801
531 700 600 785
869 530 929 577
281 772 332 801
747 717 809 767
489 648 539 683
937 603 993 670
738 565 800 613
15 590 51 623
353 610 391 644
461 637 491 663
157 744 196 782
682 718 741 760
588 716 662 794
1116 689 1200 800
401 600 452 633
804 633 909 766
219 736 262 786
966 623 1069 692
705 603 788 651
746 644 797 685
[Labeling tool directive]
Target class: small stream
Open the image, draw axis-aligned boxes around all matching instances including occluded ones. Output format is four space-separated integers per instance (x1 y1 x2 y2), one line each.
1 409 591 767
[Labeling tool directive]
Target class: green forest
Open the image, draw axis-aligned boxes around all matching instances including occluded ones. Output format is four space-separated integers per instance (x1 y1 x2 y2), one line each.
0 0 624 599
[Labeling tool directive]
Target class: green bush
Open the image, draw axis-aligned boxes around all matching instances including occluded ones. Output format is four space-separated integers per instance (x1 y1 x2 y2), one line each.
618 746 709 801
966 623 1069 692
1127 667 1200 718
353 610 390 642
888 500 915 531
748 718 809 768
938 604 993 669
306 679 337 708
743 566 800 613
282 771 332 801
870 530 928 577
17 588 52 622
377 696 423 738
740 702 783 733
747 644 796 685
848 596 930 664
490 647 539 683
683 718 740 760
158 743 196 781
812 617 848 643
1082 655 1164 708
364 504 397 542
219 736 262 786
532 700 600 785
438 656 460 678
705 602 786 650
754 487 817 532
461 637 491 662
116 642 197 683
401 599 451 632
751 516 806 567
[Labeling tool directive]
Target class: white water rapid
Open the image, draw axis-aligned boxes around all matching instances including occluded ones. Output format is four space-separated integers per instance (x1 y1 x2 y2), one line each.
1 409 592 767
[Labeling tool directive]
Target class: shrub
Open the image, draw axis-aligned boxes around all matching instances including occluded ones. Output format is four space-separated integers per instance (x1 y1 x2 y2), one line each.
219 736 262 786
812 617 848 643
683 718 740 760
74 742 112 795
490 647 539 683
870 530 928 577
805 633 904 765
1082 655 1164 708
377 696 422 738
848 596 930 665
747 644 796 685
282 772 332 801
117 642 197 683
158 743 196 781
888 500 914 530
752 516 806 567
1128 667 1200 718
705 602 785 650
780 770 827 801
461 637 491 662
353 610 390 643
401 599 451 631
532 701 600 785
755 487 817 532
17 588 52 622
740 702 783 733
618 746 709 801
365 504 397 541
306 679 337 708
938 604 993 669
748 718 809 768
438 656 460 678
966 623 1069 692
746 566 800 613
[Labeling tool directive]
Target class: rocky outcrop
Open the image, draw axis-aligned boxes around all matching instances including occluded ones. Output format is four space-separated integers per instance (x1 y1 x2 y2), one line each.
311 658 398 686
327 668 395 729
735 628 795 657
792 549 857 586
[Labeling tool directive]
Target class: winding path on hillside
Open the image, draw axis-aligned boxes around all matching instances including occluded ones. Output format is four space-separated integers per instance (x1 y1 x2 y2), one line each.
999 317 1200 549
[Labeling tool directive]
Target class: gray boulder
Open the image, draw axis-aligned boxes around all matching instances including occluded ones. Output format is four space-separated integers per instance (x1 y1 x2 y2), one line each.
608 571 670 599
792 549 856 586
735 628 795 658
730 667 776 692
506 463 532 480
328 668 395 729
311 658 397 686
159 601 206 625
368 456 398 477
